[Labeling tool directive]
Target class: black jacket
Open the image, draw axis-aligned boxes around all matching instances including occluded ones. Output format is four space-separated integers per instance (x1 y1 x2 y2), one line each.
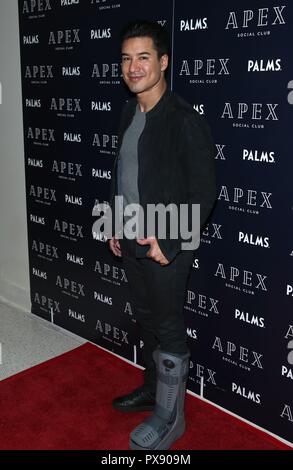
110 88 216 262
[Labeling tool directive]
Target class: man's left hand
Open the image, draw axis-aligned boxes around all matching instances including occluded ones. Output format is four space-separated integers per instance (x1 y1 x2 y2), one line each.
136 237 169 266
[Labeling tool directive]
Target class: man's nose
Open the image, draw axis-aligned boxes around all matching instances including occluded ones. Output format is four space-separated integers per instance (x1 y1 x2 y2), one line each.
129 59 139 73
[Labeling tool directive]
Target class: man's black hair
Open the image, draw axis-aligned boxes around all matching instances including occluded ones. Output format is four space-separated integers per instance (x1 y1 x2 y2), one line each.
120 20 170 59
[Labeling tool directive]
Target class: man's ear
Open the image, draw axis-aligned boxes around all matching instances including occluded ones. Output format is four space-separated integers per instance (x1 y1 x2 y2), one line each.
160 54 169 72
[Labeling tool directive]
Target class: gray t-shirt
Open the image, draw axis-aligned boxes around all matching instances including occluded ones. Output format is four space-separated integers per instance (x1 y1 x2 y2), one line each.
117 105 146 237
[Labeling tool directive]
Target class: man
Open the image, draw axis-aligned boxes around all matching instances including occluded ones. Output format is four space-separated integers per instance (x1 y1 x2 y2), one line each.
108 20 216 450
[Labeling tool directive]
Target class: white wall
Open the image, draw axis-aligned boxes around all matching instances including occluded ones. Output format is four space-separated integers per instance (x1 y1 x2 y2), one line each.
0 0 30 310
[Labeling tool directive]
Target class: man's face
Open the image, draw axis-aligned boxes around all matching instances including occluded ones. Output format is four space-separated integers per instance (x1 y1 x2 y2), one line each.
121 36 168 95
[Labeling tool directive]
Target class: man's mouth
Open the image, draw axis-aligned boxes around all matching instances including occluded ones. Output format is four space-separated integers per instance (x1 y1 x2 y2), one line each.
128 76 144 82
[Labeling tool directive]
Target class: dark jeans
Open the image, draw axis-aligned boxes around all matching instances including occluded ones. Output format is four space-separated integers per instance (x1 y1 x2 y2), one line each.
120 238 195 393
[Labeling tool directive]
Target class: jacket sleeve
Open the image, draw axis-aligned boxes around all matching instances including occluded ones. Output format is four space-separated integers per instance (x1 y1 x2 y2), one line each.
157 112 217 262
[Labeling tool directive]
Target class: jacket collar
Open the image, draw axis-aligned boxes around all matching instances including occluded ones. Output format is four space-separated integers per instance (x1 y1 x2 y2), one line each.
145 87 171 119
128 87 171 120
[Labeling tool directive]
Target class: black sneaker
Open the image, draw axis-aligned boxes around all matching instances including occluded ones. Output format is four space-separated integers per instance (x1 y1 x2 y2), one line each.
112 387 156 412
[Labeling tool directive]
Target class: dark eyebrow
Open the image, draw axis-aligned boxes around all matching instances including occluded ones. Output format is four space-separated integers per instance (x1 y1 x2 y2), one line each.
121 52 151 56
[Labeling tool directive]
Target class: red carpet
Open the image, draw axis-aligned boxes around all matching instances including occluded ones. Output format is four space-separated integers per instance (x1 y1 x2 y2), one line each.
0 342 290 450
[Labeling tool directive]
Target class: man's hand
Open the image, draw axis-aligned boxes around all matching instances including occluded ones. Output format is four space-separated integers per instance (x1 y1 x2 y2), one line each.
109 235 122 257
136 236 169 266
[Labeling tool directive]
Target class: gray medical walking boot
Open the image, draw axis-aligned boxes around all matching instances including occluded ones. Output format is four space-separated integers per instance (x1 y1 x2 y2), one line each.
129 349 190 450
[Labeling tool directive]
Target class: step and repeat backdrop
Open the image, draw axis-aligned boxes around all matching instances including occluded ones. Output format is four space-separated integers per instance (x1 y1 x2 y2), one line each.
18 0 293 444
